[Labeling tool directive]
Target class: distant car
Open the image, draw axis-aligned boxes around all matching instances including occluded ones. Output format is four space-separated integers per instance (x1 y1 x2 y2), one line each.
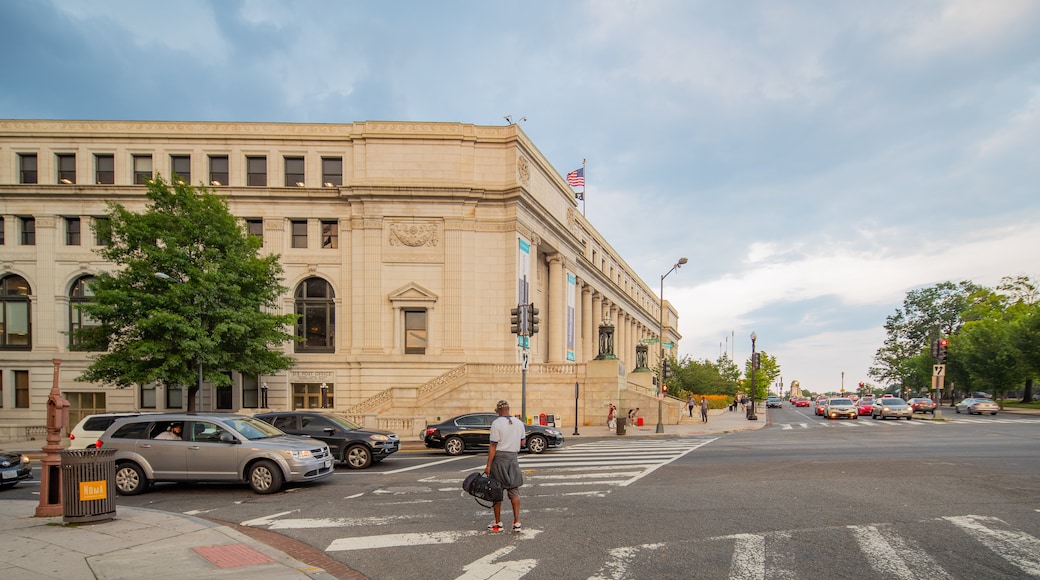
814 398 828 416
909 398 937 414
97 413 334 495
423 413 564 456
856 400 874 416
824 398 858 420
766 396 783 408
795 398 811 408
255 411 400 469
955 398 999 415
68 412 150 449
872 397 912 420
0 449 32 489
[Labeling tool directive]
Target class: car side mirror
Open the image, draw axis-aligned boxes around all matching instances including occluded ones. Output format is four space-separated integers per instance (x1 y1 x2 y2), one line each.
219 433 238 444
324 427 335 435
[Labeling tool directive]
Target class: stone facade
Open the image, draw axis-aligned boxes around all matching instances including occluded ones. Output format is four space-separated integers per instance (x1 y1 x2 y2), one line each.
0 120 684 441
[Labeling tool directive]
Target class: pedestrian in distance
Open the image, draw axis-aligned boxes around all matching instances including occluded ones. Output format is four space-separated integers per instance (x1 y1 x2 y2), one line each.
607 404 617 430
484 400 525 534
701 396 710 423
687 395 695 418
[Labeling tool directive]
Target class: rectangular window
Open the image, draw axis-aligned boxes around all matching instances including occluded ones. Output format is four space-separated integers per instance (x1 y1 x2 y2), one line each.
247 156 267 186
93 217 111 246
291 220 308 248
133 154 153 185
209 155 229 186
64 392 106 436
321 220 338 249
217 372 234 410
165 385 183 409
405 309 428 355
95 154 114 184
246 219 263 241
20 217 35 245
292 383 333 410
285 156 305 186
0 216 4 245
170 155 191 184
0 372 3 408
322 157 342 187
15 370 29 408
140 383 156 409
242 375 259 408
19 153 38 184
57 153 76 184
66 217 81 245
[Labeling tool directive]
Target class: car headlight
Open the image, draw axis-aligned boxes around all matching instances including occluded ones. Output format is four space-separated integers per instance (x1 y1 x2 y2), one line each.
286 449 314 459
369 434 389 441
21 455 30 465
547 429 561 436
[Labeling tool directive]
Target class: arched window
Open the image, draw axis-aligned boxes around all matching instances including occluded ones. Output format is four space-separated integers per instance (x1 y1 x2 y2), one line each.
0 275 31 349
69 275 97 350
295 277 335 352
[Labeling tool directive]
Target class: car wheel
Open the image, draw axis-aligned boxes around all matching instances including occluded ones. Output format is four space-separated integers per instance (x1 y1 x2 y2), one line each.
444 436 465 456
906 416 912 421
248 460 284 494
991 412 997 415
955 408 961 413
344 445 373 469
852 414 858 420
114 462 148 496
526 435 547 454
872 413 878 420
0 481 16 490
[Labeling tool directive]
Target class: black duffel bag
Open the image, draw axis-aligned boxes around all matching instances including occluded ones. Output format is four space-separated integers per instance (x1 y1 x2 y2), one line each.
462 472 504 508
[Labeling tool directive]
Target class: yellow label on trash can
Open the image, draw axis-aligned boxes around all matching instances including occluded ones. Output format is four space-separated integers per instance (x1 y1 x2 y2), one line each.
79 480 106 501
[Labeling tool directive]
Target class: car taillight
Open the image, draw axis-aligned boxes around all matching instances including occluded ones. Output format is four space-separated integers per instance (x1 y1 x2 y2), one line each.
69 433 76 441
424 428 438 436
95 440 103 448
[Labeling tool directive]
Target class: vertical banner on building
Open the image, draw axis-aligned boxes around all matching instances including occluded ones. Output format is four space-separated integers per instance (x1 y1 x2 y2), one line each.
566 272 576 361
517 237 531 348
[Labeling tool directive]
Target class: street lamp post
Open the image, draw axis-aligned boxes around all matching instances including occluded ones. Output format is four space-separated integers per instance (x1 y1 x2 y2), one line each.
155 272 203 412
320 382 329 409
657 257 688 434
748 332 758 420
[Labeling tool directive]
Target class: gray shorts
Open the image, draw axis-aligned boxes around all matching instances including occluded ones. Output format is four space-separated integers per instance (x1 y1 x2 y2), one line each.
489 451 523 491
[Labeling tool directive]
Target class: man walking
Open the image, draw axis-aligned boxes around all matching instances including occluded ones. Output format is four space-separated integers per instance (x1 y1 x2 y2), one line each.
687 395 695 418
700 396 710 423
484 400 526 533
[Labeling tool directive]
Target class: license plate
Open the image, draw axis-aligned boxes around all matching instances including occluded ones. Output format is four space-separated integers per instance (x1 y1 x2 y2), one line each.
323 460 332 469
1 471 14 479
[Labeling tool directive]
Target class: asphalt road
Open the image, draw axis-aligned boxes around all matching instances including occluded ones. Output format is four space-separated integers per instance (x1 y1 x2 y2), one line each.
5 406 1040 579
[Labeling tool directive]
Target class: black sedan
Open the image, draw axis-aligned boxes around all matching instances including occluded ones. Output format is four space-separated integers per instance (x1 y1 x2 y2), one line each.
0 449 32 489
423 413 564 456
909 397 938 414
255 411 400 469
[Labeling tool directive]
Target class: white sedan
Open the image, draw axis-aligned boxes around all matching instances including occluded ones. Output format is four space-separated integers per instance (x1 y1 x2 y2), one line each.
955 398 999 415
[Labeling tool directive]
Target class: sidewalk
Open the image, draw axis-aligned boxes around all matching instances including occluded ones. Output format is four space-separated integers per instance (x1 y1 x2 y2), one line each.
0 408 764 579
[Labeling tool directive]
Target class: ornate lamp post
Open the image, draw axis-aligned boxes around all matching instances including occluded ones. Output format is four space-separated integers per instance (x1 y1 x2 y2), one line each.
657 257 688 433
748 332 758 420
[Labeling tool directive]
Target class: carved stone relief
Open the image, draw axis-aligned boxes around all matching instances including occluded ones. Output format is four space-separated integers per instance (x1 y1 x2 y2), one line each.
388 222 439 247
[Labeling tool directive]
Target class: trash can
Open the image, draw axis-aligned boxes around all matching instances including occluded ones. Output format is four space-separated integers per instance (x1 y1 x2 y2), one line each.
60 449 116 523
616 416 626 435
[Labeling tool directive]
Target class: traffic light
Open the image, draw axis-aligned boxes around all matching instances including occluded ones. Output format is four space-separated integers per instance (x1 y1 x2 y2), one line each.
661 363 670 382
930 339 939 358
510 306 522 335
528 304 540 335
938 339 949 363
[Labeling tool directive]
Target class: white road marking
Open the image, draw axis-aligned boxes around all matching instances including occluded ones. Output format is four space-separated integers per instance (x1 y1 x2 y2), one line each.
945 515 1040 576
849 525 951 579
619 438 717 487
455 545 537 580
327 529 542 552
243 511 430 530
344 492 364 499
725 533 765 580
589 543 665 580
370 455 470 474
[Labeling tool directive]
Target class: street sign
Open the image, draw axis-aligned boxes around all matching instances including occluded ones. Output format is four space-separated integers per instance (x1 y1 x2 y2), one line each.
933 364 946 377
642 338 659 344
662 341 674 348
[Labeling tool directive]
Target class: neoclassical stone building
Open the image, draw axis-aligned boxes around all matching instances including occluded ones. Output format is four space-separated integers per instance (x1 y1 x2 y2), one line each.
0 119 684 441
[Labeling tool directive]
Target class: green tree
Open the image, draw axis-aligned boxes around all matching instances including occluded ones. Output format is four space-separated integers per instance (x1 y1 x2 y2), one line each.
1010 303 1040 403
75 177 297 411
743 351 780 402
952 318 1025 403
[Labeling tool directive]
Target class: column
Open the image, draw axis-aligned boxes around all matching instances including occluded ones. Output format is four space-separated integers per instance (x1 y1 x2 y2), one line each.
581 283 593 362
547 254 565 363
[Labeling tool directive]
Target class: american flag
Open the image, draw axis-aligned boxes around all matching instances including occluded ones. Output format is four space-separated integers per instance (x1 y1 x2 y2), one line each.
566 167 584 188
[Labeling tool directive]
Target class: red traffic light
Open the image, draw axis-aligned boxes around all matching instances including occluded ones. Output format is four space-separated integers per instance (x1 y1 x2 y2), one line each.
859 382 864 387
939 339 949 346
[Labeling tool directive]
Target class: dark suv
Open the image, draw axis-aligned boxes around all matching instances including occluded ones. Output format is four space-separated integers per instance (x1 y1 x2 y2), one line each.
255 411 400 469
423 412 564 456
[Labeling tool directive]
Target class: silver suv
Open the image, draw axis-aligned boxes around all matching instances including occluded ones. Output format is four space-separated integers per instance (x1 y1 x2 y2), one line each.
97 413 334 495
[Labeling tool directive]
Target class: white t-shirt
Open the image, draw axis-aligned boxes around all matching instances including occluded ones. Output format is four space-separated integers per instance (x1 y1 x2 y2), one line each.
489 415 525 453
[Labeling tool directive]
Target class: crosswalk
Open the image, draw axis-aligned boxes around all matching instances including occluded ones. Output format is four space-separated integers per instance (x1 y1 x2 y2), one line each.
776 417 1038 429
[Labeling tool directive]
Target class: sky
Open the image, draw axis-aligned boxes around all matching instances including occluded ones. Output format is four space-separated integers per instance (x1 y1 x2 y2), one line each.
3 0 1039 393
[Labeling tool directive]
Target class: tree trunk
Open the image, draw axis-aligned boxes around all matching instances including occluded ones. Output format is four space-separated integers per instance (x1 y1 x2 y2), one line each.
1021 378 1034 404
186 385 199 413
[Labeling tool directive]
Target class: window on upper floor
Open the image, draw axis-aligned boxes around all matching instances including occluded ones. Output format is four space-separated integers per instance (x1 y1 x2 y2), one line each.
133 154 153 185
404 309 427 355
20 217 35 246
66 217 81 245
321 220 338 249
285 156 305 187
0 217 5 245
246 219 263 241
95 154 115 184
19 153 38 184
0 275 32 350
57 153 76 184
170 155 191 184
295 277 335 353
247 156 267 186
209 155 229 186
69 275 98 350
322 157 342 187
93 217 111 246
15 370 29 408
291 220 308 248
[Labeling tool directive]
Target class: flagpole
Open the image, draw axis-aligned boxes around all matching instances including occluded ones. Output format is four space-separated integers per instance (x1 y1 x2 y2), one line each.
581 158 586 216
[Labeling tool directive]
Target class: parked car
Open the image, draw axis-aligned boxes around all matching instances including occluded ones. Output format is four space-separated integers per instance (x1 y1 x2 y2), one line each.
824 398 858 420
814 398 828 416
0 449 32 489
909 398 938 414
68 412 151 449
96 413 334 495
423 413 564 456
856 400 874 416
872 397 912 420
255 411 399 469
955 398 999 415
766 396 783 408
